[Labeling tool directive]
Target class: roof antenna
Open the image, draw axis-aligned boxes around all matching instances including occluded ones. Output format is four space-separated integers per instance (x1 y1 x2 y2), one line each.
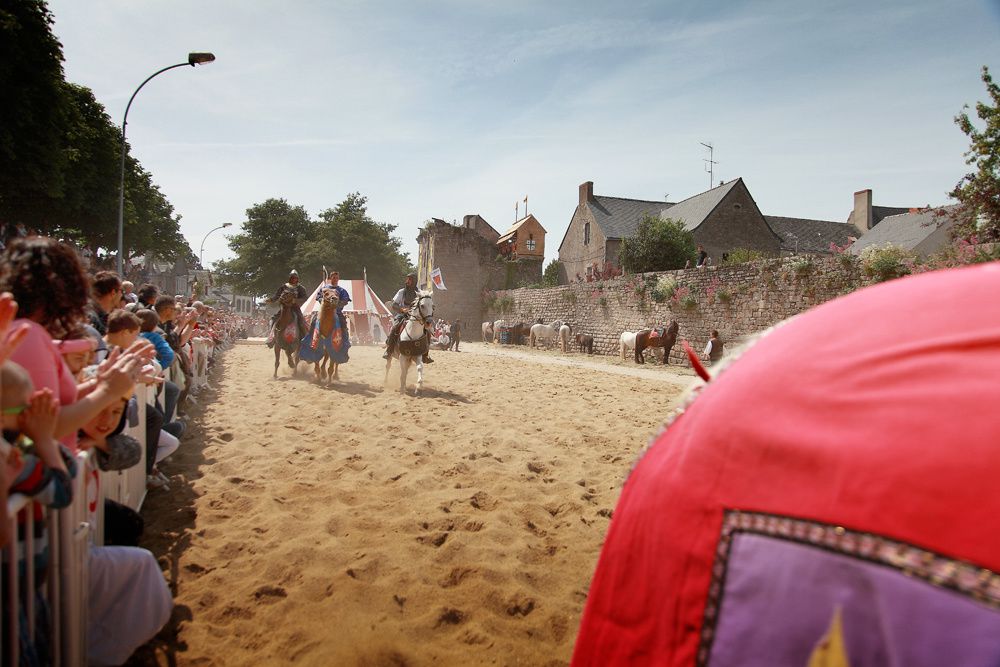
700 142 718 189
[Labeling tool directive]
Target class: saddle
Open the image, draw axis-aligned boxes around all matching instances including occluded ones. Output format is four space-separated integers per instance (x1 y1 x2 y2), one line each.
398 335 428 356
649 327 666 340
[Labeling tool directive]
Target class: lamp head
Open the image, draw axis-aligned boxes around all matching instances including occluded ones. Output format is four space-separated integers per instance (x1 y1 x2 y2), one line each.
222 223 233 228
188 52 216 66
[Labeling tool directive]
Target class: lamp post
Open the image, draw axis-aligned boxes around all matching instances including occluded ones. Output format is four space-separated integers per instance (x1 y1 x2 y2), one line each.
116 52 216 275
200 223 232 267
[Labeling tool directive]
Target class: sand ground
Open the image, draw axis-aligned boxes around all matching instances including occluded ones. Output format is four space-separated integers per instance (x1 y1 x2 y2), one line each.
132 342 693 666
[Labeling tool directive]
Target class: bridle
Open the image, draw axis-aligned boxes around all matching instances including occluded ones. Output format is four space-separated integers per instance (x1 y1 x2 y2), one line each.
408 294 433 325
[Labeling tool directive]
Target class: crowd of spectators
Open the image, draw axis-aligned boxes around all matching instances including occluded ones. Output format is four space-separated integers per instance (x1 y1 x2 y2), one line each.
0 235 248 665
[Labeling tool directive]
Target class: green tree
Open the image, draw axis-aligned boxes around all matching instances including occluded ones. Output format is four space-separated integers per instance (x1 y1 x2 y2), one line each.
294 192 412 297
542 259 562 286
618 215 696 273
0 0 70 225
949 66 1000 241
215 198 313 297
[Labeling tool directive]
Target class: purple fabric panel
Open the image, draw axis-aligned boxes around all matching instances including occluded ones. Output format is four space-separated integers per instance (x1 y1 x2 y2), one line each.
709 534 1000 667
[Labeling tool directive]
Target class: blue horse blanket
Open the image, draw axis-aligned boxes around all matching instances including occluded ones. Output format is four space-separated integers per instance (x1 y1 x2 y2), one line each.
299 312 350 364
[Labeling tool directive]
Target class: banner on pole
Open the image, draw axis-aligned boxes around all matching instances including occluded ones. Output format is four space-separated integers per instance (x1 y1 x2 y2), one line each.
430 267 447 290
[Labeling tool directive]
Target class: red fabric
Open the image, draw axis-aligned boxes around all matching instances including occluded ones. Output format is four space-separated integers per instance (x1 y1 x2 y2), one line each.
572 264 1000 665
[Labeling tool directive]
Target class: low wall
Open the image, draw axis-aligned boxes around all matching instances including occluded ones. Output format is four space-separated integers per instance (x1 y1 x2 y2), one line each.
483 256 864 363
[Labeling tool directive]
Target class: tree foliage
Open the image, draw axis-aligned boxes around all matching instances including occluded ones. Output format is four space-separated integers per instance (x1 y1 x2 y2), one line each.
214 199 312 297
949 66 1000 241
0 1 194 266
618 215 696 273
216 194 413 298
542 259 561 286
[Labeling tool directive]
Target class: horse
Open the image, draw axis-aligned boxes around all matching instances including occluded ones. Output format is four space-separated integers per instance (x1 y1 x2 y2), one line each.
271 287 301 378
620 330 661 363
576 333 594 355
529 320 563 348
384 291 434 395
482 320 495 342
634 320 679 365
558 324 572 352
298 286 348 385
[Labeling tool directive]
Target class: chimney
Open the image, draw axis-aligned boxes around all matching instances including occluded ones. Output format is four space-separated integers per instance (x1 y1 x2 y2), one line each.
579 181 594 206
850 189 873 232
463 214 476 229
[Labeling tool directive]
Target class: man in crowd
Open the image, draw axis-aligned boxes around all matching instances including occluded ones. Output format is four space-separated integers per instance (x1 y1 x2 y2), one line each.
89 270 123 335
448 319 462 352
383 273 432 364
137 283 158 309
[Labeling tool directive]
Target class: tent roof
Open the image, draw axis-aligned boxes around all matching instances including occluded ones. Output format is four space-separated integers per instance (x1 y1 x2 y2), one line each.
301 279 393 318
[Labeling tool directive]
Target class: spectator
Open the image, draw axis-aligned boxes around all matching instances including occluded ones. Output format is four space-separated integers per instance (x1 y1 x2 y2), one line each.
89 270 122 335
136 283 158 309
449 319 462 352
696 244 708 268
703 329 724 364
121 280 138 304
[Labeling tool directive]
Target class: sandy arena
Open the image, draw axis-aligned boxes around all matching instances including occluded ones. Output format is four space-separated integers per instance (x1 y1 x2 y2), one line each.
134 342 693 666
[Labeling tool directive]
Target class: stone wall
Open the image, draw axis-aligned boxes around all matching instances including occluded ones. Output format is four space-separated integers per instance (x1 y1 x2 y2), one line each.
484 255 865 363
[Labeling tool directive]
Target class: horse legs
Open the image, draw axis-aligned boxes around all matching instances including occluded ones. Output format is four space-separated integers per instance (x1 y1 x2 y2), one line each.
330 361 339 383
414 356 424 395
383 356 393 388
274 346 280 378
399 355 410 394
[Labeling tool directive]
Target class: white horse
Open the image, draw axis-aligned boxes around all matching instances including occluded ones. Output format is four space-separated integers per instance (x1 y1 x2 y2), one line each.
384 291 434 395
620 330 662 362
482 320 495 342
558 324 572 352
529 320 563 348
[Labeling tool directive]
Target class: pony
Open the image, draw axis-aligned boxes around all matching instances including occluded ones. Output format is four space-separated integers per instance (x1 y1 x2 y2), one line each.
634 320 680 365
576 333 594 355
620 330 662 363
529 320 563 348
482 320 495 342
271 286 301 378
384 291 434 395
558 324 572 352
298 286 348 385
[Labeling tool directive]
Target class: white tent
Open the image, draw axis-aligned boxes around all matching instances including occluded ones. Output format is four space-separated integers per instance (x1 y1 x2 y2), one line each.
301 279 393 344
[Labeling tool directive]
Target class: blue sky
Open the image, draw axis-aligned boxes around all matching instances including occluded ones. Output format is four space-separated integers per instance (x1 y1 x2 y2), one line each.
48 0 999 274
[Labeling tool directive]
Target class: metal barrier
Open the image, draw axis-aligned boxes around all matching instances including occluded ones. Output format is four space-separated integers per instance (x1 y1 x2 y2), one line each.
3 450 94 667
191 339 211 390
101 384 148 514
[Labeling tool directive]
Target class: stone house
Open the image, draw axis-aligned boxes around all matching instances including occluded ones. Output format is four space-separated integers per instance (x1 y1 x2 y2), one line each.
558 179 784 281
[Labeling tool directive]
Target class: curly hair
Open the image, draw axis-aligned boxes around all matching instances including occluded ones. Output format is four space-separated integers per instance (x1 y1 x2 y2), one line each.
0 237 91 339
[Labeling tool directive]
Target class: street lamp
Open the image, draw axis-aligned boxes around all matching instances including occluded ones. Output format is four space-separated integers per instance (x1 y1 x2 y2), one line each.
116 52 216 275
200 223 232 267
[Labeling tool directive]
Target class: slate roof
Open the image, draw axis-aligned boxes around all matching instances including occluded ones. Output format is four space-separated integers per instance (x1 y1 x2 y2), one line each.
656 180 742 232
848 206 959 255
872 206 911 228
765 216 857 254
588 196 673 240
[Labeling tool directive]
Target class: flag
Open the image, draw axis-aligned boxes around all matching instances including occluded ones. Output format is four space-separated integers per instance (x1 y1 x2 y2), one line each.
430 267 447 290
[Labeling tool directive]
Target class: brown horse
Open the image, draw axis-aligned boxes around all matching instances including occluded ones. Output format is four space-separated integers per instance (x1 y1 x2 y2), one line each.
272 287 301 378
311 288 340 385
634 320 679 365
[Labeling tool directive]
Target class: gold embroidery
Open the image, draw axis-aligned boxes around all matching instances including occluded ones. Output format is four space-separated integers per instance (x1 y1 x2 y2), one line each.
807 607 851 667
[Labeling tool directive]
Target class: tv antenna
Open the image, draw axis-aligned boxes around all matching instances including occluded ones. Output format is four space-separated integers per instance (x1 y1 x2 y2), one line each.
701 142 718 189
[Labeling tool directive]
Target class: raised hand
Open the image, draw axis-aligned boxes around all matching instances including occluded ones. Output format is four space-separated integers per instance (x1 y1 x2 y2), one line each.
20 388 59 444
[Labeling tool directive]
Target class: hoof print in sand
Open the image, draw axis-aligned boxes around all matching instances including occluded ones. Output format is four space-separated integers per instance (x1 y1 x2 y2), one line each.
253 585 287 603
435 608 466 627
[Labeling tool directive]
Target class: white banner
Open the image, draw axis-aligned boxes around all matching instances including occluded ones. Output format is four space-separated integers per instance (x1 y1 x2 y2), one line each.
430 267 447 290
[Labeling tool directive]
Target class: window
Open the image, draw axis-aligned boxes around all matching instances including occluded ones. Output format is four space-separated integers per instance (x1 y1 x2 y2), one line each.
526 234 536 252
584 222 591 245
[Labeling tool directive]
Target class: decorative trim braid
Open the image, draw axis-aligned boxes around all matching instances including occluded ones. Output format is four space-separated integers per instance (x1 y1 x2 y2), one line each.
696 510 1000 666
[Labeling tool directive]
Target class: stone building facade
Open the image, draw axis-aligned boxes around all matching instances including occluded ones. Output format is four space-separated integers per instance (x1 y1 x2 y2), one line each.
485 255 866 363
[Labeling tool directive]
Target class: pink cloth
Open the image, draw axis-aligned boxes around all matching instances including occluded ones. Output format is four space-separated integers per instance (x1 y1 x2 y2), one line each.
10 318 79 452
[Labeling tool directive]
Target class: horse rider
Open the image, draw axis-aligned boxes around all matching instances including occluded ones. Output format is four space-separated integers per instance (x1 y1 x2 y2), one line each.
268 269 308 341
314 270 351 330
383 272 433 364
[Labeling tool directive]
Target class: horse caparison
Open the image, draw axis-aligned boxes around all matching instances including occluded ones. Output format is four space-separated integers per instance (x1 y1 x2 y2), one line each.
273 287 300 377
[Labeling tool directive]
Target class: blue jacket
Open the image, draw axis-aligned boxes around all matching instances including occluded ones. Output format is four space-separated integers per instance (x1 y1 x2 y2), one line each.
141 331 175 368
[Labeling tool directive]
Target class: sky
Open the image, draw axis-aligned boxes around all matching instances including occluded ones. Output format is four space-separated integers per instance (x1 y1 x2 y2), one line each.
47 0 999 274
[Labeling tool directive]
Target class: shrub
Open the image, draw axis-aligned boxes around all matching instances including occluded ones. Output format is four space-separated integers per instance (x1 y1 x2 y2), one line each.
681 294 698 310
651 276 678 303
561 290 577 304
598 296 608 309
618 216 697 272
717 289 732 304
542 260 562 287
860 244 916 283
791 258 814 277
724 248 768 264
493 295 515 314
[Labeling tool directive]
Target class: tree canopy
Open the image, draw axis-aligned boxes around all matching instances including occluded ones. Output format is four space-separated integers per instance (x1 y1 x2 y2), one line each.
215 194 414 299
949 66 1000 241
0 0 193 265
618 215 696 273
